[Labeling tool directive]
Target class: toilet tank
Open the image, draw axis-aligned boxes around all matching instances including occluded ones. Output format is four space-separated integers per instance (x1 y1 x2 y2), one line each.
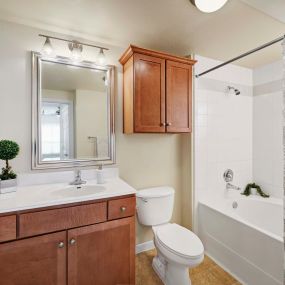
136 186 174 226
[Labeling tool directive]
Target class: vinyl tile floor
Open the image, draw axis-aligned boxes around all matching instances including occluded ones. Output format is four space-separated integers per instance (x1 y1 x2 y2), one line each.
136 249 242 285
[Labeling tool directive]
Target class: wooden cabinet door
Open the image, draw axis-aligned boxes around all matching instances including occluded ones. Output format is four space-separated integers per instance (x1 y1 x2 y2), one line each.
68 217 135 285
166 60 192 133
134 53 166 132
0 231 66 285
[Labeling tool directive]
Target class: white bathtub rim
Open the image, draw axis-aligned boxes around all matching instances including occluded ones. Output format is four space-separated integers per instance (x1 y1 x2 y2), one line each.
199 198 283 243
204 237 282 285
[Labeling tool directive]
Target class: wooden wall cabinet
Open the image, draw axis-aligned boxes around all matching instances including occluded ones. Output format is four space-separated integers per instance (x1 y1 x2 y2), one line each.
0 196 135 285
119 45 196 134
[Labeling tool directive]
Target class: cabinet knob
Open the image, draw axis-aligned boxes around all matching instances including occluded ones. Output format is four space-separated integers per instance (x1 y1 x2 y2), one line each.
58 242 65 248
120 206 127 212
166 122 172 126
69 238 76 245
160 122 166 126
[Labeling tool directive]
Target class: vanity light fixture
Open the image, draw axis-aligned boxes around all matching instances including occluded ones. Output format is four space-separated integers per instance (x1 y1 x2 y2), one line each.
41 37 53 56
39 34 109 64
96 48 107 65
68 40 83 62
190 0 228 13
102 76 108 86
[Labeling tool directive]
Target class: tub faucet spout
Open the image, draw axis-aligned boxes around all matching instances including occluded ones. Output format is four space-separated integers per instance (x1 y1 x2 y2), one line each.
226 182 240 191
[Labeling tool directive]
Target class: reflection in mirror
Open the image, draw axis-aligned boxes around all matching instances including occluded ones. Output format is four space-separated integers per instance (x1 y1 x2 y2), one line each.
41 62 108 161
32 52 115 169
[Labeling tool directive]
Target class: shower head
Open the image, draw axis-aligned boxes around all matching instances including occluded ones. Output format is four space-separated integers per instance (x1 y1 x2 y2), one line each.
234 89 240 95
227 86 240 96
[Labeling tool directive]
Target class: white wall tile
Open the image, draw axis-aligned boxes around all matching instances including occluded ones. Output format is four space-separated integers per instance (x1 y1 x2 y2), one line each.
194 55 253 200
252 64 283 198
194 56 282 201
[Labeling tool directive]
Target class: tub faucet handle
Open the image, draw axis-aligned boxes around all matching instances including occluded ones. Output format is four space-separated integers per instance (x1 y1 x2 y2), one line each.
223 169 234 182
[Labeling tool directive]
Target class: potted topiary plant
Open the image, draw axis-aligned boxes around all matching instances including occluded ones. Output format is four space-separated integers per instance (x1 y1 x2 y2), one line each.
0 140 20 194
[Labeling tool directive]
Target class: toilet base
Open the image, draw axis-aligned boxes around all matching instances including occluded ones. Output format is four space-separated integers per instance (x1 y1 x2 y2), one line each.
152 255 166 283
165 262 191 285
152 253 191 285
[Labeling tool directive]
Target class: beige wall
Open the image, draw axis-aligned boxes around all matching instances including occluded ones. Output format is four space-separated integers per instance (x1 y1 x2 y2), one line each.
75 89 108 158
115 72 193 243
42 89 75 101
181 134 192 229
0 20 192 244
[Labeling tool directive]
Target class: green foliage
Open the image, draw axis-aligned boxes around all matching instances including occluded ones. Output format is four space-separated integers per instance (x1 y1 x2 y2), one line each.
0 140 19 161
0 140 20 181
241 183 269 198
0 166 17 180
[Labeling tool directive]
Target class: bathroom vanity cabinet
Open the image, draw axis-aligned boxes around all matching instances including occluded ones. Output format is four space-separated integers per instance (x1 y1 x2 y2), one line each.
119 45 196 134
0 195 135 285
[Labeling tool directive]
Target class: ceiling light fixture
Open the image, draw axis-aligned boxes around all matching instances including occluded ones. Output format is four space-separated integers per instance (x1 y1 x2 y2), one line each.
68 40 83 62
39 34 109 64
41 37 53 56
190 0 228 13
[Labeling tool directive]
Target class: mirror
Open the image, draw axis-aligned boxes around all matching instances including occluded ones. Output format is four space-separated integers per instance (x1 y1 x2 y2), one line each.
32 52 115 169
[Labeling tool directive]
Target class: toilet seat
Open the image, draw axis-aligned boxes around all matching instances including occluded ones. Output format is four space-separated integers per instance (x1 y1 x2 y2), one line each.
155 224 204 260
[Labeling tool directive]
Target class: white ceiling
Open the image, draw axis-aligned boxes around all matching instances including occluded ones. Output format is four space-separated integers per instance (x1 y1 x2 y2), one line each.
0 0 284 68
241 0 285 24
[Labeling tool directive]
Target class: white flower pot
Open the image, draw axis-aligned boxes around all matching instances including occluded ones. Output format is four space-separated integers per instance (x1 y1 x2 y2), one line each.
0 178 17 194
251 188 257 195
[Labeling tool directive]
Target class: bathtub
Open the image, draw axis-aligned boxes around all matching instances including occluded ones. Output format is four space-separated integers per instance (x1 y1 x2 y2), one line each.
198 195 283 285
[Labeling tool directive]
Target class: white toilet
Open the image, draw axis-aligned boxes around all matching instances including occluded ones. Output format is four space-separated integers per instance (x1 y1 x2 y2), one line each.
136 186 204 285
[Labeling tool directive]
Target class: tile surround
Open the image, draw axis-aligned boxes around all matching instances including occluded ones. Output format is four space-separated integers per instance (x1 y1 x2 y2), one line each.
253 61 283 198
194 56 253 204
194 55 283 208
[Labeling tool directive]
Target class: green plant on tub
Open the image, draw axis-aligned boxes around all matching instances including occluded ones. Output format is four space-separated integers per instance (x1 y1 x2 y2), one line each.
0 140 20 180
241 183 269 198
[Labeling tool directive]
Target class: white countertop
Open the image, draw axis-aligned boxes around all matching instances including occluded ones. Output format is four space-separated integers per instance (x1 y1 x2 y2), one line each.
0 177 136 214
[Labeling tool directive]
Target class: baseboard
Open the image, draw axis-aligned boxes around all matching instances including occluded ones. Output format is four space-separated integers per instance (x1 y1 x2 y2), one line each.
136 240 155 254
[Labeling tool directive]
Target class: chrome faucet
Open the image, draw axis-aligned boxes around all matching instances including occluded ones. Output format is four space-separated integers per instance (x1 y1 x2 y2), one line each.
70 170 86 185
226 182 240 191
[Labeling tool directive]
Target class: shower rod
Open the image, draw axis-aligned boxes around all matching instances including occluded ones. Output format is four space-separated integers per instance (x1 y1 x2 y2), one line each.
195 34 285 78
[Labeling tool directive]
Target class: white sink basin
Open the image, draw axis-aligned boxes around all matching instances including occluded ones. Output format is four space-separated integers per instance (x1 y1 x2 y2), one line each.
51 184 106 198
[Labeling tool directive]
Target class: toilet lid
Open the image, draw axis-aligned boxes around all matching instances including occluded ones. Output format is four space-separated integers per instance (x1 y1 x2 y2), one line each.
156 224 204 259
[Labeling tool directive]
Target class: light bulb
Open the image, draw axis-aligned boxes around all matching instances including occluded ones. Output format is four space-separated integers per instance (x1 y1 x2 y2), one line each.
71 48 82 61
41 37 53 56
68 41 83 62
96 48 107 65
190 0 228 13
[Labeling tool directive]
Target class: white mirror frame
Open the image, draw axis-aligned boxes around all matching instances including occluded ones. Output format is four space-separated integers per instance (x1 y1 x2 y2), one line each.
31 51 115 169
